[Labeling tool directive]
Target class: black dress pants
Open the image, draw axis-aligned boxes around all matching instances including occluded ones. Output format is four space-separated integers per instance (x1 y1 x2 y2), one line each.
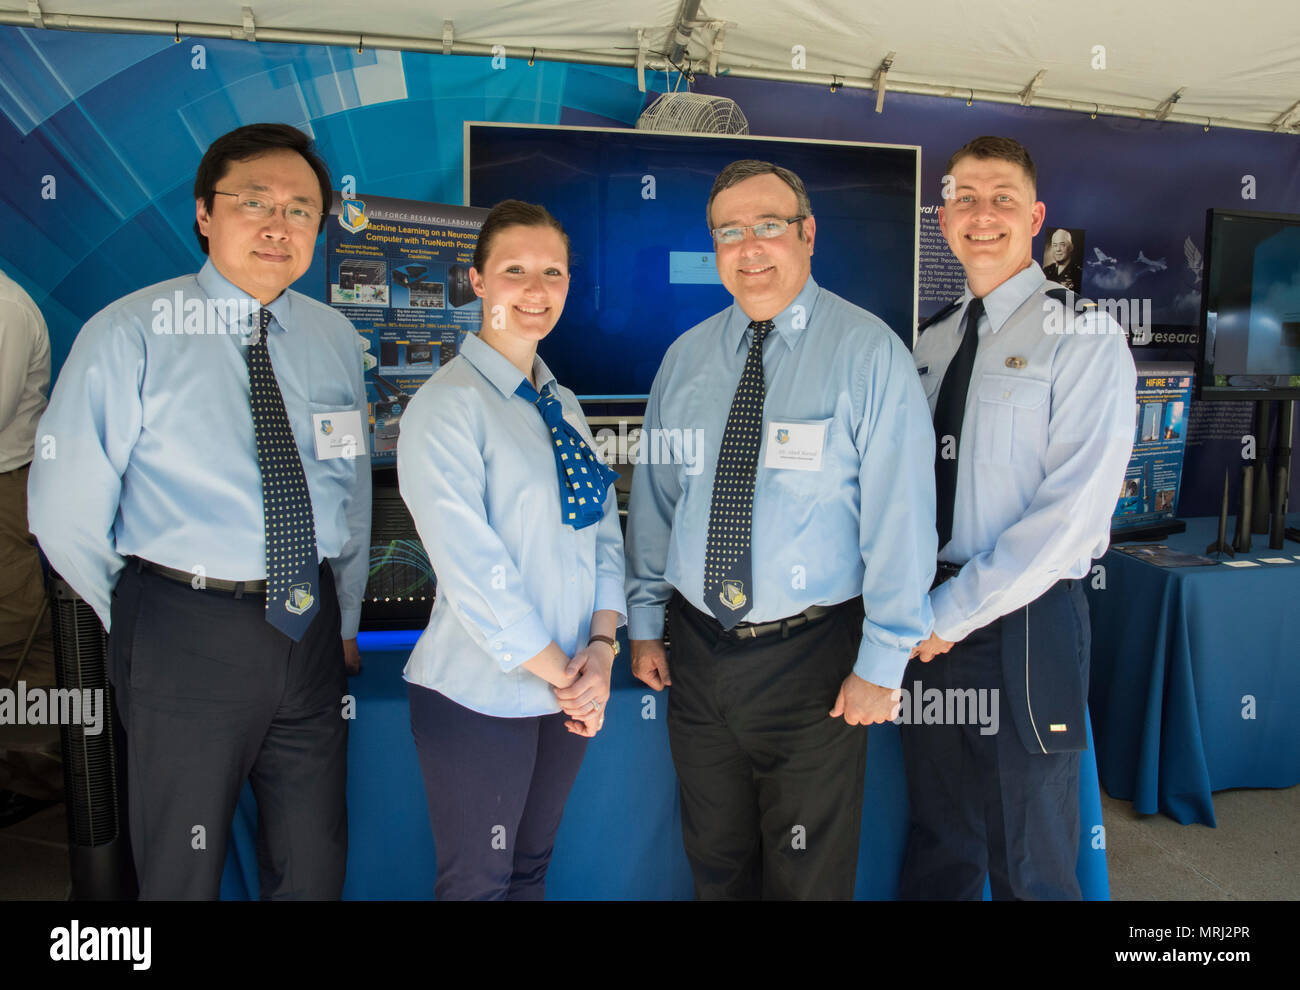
109 561 348 900
666 593 868 900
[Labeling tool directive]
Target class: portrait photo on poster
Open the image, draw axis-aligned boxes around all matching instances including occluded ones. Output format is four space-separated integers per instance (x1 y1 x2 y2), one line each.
1042 226 1085 294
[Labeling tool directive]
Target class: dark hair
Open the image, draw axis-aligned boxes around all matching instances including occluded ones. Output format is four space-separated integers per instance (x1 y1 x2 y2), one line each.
706 160 812 239
192 123 332 254
471 200 571 271
944 136 1037 191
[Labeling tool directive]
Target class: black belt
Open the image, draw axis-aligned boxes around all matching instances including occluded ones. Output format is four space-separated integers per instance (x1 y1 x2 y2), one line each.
133 557 267 594
932 560 963 590
678 592 844 641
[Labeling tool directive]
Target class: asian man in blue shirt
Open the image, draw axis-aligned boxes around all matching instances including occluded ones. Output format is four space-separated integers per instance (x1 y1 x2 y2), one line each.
28 123 371 899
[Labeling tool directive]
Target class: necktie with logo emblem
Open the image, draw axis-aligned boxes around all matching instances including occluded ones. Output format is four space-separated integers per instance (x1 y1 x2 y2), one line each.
249 307 320 640
513 378 618 529
933 297 984 553
704 319 773 628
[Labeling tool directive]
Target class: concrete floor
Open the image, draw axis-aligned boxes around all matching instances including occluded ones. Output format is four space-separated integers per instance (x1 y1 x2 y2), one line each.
2 784 1297 900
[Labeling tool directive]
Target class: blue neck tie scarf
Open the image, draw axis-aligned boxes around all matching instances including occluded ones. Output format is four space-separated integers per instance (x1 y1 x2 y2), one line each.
704 319 773 628
514 378 618 530
249 308 320 641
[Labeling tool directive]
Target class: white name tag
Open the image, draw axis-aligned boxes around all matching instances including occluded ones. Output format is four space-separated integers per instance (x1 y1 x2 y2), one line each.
763 420 827 472
311 409 365 460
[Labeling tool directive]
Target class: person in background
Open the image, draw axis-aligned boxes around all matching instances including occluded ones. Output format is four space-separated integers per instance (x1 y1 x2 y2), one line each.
28 123 371 898
904 135 1135 899
0 266 58 828
397 199 625 901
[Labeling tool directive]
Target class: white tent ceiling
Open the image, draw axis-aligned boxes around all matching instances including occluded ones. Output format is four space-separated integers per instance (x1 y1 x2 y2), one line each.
2 0 1298 133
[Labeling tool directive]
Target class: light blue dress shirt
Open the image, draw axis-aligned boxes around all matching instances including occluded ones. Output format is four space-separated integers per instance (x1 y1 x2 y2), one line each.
913 262 1137 642
396 331 626 718
27 260 372 637
625 276 937 690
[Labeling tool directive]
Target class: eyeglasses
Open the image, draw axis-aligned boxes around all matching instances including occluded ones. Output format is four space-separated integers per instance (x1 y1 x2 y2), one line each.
710 215 807 245
213 190 322 228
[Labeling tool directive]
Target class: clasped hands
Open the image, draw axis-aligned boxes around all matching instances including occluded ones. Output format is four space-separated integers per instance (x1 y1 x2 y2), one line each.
910 631 954 664
555 640 615 738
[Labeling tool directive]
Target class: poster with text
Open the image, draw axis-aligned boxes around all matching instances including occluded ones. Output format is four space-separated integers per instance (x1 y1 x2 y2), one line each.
326 193 488 461
1113 363 1195 533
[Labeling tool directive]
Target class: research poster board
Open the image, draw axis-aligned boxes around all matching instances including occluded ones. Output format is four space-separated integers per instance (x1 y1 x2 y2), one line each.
326 193 488 461
1113 363 1195 532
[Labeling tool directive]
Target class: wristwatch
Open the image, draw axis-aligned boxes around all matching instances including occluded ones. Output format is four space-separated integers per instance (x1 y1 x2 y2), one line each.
588 634 620 659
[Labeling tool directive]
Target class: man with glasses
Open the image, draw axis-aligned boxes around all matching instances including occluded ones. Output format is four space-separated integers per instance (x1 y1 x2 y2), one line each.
29 123 371 899
626 160 936 899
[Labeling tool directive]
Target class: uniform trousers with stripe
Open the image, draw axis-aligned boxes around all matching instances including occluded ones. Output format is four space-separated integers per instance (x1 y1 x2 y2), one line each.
897 581 1085 900
109 559 348 900
666 592 868 900
408 683 588 901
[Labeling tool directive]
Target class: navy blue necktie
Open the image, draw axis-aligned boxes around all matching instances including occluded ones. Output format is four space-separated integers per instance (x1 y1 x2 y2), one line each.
249 308 320 640
934 297 984 553
514 378 618 529
704 319 773 627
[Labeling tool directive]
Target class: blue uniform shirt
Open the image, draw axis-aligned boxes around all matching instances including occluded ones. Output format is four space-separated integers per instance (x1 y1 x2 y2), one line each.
625 276 937 690
913 262 1137 642
397 331 626 718
27 260 372 637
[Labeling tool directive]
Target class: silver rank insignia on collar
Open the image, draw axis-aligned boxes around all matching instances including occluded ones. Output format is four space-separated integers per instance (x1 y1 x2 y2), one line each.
1005 356 1027 369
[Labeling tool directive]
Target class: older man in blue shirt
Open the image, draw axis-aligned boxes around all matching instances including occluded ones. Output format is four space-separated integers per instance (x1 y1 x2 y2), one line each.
626 160 936 899
28 123 370 899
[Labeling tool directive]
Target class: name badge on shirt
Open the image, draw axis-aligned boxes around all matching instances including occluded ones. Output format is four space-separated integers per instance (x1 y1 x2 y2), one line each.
763 420 827 472
312 409 365 460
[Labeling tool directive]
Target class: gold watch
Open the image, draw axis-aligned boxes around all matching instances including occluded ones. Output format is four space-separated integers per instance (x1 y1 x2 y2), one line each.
588 634 620 659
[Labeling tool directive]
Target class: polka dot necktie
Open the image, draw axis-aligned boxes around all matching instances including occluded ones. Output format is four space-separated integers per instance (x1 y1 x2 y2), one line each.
249 308 320 641
514 378 618 529
704 319 773 627
933 297 984 553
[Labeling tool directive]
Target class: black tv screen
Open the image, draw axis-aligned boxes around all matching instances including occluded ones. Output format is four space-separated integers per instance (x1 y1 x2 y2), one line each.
465 123 920 400
1198 208 1300 400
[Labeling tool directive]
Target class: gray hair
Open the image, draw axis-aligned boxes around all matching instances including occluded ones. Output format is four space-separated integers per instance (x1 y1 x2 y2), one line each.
706 160 813 238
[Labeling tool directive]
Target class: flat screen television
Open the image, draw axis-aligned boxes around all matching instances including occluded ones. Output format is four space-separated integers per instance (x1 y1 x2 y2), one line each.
465 123 920 401
1197 208 1300 400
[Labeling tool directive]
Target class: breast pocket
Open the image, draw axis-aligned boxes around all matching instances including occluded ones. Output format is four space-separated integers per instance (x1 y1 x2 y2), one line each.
972 375 1049 466
762 416 836 500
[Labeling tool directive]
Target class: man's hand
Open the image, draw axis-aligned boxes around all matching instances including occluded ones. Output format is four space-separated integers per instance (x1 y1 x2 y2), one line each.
630 638 671 691
343 638 362 676
829 673 900 726
909 631 955 664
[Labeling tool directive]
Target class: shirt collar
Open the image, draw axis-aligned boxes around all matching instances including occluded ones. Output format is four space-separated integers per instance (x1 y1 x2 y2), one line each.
962 262 1046 334
460 331 558 399
196 259 298 334
723 275 821 353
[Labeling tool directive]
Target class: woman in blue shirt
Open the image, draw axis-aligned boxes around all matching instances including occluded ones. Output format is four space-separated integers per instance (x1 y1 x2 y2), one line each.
397 200 626 900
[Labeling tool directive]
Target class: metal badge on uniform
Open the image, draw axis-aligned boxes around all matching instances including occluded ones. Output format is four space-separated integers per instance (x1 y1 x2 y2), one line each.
1005 356 1027 369
763 419 827 472
312 409 364 460
1050 723 1068 733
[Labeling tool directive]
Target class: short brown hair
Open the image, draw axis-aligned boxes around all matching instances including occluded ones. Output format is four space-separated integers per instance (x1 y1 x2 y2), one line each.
944 136 1037 191
472 199 571 271
706 160 812 239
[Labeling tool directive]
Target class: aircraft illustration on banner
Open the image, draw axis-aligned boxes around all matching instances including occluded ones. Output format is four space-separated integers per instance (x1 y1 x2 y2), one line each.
1088 247 1117 267
1136 250 1167 272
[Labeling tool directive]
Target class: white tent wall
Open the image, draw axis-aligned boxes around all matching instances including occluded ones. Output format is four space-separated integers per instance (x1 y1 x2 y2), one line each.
2 0 1298 133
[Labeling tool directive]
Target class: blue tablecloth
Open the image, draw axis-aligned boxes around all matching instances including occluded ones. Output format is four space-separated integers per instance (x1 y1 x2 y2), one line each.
1087 516 1300 826
222 630 1109 899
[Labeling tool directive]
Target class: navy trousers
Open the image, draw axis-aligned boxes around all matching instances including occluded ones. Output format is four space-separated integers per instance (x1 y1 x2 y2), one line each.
109 560 348 900
897 584 1084 900
408 684 588 901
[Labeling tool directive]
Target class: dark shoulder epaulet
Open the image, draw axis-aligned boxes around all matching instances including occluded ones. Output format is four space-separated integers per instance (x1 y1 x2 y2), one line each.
916 298 961 336
1043 286 1093 317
